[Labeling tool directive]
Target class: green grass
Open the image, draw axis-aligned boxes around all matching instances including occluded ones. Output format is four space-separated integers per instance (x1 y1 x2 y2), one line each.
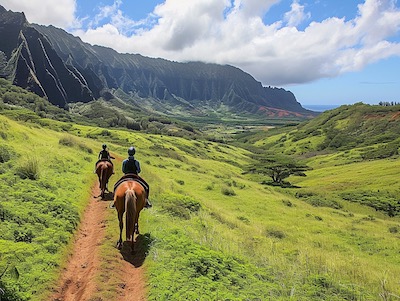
0 114 96 300
1 105 400 300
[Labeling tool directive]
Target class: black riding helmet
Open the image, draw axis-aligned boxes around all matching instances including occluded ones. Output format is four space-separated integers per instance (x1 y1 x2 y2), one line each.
128 146 136 156
102 144 107 149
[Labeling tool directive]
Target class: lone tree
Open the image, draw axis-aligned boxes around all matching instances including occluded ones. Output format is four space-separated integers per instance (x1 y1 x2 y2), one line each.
245 154 309 186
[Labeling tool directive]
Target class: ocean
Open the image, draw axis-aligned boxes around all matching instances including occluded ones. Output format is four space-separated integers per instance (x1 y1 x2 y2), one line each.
302 104 341 112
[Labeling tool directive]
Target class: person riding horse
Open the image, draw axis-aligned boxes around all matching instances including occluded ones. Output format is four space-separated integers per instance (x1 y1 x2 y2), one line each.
117 146 152 208
96 144 115 174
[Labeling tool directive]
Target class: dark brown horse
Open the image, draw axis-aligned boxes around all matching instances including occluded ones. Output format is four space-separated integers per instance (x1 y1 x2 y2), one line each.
114 180 146 253
95 160 113 199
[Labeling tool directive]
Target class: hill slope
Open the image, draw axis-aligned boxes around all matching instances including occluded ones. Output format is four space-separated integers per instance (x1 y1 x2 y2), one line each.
1 104 400 300
239 102 400 157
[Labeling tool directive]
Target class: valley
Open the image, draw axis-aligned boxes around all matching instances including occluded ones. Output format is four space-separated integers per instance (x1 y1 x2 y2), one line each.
0 96 399 300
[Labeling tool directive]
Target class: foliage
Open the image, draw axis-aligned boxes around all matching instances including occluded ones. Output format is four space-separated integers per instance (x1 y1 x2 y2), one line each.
0 78 72 122
340 190 400 217
295 191 343 210
245 153 309 185
221 186 236 196
160 193 202 219
0 114 94 300
236 103 400 160
360 140 399 160
59 135 93 154
1 102 400 300
0 145 13 163
15 156 40 180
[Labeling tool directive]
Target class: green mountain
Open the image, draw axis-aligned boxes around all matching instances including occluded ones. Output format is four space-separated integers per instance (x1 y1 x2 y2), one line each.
238 102 400 158
0 5 315 120
236 102 400 216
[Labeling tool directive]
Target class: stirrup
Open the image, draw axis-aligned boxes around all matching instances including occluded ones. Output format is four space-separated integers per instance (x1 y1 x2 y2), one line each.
144 199 152 208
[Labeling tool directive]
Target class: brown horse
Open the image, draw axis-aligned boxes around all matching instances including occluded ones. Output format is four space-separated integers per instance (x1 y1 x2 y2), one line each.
114 180 146 253
95 160 113 199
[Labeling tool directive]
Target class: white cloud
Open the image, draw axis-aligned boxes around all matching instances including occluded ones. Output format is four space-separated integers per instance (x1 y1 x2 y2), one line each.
2 0 400 87
0 0 77 28
284 0 311 27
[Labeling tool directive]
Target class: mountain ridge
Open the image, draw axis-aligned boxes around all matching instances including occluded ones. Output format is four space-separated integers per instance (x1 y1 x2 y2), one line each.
0 5 315 119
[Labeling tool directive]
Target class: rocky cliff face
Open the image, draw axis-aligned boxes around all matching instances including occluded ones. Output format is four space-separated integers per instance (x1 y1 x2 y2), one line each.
0 5 312 117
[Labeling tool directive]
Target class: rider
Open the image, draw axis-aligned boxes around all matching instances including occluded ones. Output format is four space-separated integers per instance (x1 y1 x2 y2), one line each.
96 144 115 173
122 146 152 208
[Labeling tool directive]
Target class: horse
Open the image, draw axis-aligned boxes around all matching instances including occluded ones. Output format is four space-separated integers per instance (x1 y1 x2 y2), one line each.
95 160 113 199
114 180 146 253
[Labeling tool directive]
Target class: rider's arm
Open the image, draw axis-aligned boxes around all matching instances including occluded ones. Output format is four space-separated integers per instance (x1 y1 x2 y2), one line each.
122 160 128 174
135 160 141 173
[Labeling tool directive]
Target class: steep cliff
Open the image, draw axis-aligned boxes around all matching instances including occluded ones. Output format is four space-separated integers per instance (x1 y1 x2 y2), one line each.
0 5 312 118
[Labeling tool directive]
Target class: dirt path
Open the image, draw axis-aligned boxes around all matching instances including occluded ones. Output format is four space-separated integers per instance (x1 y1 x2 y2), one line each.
50 185 147 301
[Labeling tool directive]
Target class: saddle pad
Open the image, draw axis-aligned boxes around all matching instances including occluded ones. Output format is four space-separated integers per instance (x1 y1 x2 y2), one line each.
113 175 147 192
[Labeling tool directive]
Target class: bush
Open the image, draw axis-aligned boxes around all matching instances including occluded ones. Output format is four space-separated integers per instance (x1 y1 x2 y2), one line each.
340 191 400 217
265 228 286 239
59 135 76 147
296 191 343 209
389 226 399 234
221 186 236 196
0 145 12 163
161 193 202 219
305 197 343 209
13 229 34 243
16 156 40 180
59 135 93 153
282 199 294 207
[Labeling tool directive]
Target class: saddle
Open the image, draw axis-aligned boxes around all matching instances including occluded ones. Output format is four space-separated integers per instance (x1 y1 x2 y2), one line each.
96 159 113 166
113 174 149 194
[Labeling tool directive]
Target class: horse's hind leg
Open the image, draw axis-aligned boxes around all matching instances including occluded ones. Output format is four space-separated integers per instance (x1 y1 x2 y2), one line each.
116 210 124 249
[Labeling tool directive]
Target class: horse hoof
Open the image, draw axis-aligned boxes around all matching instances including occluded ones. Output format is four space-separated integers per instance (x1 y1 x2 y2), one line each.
116 242 122 250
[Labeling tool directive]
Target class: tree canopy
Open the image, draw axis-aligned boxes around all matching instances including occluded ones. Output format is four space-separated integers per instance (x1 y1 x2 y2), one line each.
245 154 309 186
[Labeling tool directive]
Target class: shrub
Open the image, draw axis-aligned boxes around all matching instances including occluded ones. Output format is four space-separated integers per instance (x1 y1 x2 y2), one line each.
205 183 214 190
59 135 93 153
13 229 34 243
389 226 399 234
16 156 40 180
0 145 12 163
340 191 400 217
59 135 76 147
282 199 294 207
265 228 286 239
237 215 250 224
296 191 343 209
305 197 343 209
221 186 236 196
161 193 202 219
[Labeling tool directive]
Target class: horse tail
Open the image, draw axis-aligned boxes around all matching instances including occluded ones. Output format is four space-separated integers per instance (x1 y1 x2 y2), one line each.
100 166 107 191
125 189 137 241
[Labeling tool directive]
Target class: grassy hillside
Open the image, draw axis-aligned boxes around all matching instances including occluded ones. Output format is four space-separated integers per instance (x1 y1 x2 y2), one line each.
0 103 400 300
240 102 400 158
235 102 400 216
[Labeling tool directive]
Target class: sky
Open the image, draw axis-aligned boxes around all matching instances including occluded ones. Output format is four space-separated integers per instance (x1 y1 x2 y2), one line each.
1 0 399 106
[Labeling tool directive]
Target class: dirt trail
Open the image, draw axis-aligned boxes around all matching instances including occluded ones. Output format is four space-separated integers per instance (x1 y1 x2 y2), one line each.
50 185 147 301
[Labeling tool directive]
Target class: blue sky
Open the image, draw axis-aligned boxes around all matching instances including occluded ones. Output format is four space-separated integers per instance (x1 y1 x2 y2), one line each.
1 0 399 106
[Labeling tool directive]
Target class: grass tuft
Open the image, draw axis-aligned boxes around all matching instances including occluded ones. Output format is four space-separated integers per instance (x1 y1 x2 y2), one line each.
16 156 40 180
